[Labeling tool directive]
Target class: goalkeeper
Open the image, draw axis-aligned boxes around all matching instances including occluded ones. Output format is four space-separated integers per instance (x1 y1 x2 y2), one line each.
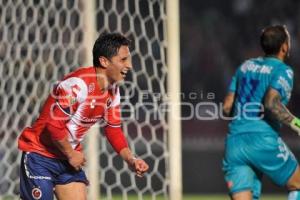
223 25 300 200
18 33 149 200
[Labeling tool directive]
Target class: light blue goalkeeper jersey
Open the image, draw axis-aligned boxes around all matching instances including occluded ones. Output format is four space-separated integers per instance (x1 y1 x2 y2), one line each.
228 57 294 135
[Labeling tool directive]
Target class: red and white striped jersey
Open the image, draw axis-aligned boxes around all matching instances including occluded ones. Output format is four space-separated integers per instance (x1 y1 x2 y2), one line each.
18 66 123 158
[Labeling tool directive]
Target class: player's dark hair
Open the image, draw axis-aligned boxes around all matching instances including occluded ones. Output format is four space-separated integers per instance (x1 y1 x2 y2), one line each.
93 33 130 67
260 25 289 56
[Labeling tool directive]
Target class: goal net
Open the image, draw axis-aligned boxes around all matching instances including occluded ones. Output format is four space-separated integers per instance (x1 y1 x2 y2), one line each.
0 0 177 199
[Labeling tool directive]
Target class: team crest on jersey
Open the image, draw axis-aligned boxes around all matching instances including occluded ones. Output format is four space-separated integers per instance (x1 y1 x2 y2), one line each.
88 83 95 93
32 187 42 199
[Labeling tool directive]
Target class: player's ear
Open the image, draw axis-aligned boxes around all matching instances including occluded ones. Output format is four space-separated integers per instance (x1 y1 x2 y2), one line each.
281 42 288 54
99 56 109 69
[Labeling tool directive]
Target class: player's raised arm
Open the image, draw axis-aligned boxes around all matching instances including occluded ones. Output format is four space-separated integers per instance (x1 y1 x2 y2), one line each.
264 88 300 134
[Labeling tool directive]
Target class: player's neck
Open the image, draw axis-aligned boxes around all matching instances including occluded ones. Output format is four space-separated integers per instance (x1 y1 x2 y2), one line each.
95 67 110 91
276 53 285 61
266 46 288 62
265 54 285 62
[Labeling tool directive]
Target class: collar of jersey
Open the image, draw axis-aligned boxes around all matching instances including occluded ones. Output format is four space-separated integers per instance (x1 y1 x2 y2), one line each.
263 56 284 64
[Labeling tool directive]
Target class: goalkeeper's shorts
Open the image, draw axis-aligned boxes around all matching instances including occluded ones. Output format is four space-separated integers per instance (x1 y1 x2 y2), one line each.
20 152 88 200
223 132 298 198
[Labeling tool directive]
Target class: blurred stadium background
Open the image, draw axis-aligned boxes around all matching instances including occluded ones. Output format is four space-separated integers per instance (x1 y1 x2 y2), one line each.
1 0 300 199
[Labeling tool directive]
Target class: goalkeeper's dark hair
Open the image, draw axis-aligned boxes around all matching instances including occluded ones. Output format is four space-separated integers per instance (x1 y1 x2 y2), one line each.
260 25 289 56
93 33 130 67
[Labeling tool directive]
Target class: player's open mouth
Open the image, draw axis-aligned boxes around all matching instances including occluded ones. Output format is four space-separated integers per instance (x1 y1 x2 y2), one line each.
121 71 127 78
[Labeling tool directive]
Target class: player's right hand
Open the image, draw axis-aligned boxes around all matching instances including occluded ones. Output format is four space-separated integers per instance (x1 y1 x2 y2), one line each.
67 150 86 171
128 158 149 177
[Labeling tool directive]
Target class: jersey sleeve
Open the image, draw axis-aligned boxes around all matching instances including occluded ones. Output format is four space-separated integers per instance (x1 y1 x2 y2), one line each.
104 87 127 153
104 126 128 153
104 88 122 127
270 68 293 102
47 77 88 140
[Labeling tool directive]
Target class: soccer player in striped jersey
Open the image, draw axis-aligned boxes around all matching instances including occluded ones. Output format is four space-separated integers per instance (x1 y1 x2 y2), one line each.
223 25 300 200
18 33 149 200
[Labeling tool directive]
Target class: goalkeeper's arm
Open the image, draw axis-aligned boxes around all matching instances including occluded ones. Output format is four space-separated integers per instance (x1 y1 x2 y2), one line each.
264 87 300 134
222 92 235 117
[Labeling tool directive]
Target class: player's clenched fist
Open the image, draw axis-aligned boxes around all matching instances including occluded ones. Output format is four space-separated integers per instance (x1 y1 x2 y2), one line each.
129 158 149 177
67 150 86 171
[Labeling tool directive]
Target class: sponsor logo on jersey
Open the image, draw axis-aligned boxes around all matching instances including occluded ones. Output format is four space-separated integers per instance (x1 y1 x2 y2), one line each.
241 61 272 74
286 69 293 79
72 113 101 123
32 187 42 199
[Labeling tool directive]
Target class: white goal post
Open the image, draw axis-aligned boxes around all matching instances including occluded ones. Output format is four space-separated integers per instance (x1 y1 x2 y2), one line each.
166 0 182 200
0 0 181 199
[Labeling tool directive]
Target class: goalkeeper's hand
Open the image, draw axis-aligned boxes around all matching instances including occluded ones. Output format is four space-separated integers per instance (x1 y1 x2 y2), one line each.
290 117 300 136
128 157 149 177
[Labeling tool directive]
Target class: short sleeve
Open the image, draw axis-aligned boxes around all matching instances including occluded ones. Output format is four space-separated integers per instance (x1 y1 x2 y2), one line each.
270 68 293 101
228 76 237 92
